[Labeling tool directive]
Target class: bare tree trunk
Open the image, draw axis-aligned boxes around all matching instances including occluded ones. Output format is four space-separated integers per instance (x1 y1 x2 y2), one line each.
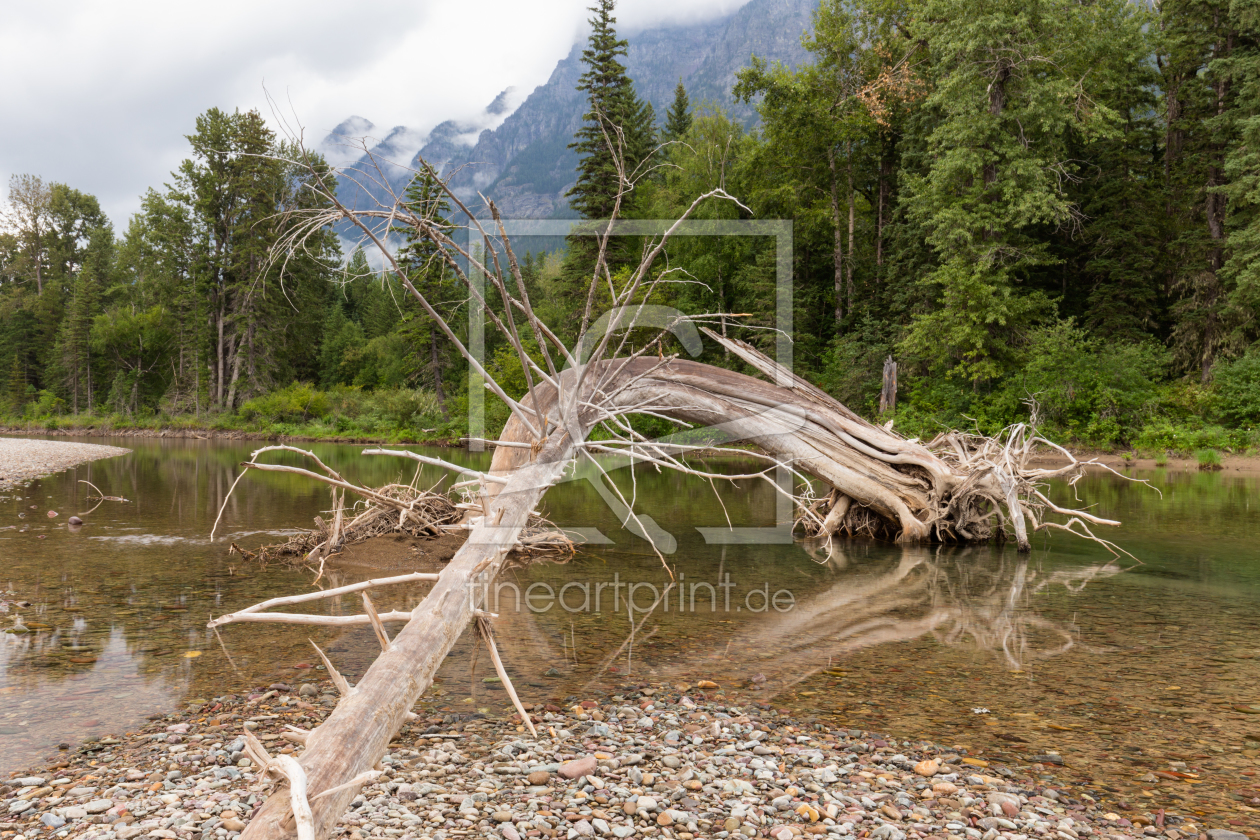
430 325 447 417
827 146 845 326
225 139 1139 840
215 311 226 410
238 450 575 840
846 139 856 314
1201 29 1233 383
233 343 1120 840
225 337 243 413
877 140 890 271
880 356 897 415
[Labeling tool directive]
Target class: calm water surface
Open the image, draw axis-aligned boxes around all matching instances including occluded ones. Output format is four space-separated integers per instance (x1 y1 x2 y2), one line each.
1 436 1258 824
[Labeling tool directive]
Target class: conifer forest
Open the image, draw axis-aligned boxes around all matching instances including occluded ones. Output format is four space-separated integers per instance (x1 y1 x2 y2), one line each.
3 0 1260 455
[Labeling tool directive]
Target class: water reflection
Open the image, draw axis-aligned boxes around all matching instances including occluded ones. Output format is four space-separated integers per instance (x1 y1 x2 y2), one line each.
3 436 1259 806
442 545 1130 708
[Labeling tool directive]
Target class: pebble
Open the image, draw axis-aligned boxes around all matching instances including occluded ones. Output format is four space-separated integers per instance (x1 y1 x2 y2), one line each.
0 439 129 491
559 755 597 779
0 683 1213 840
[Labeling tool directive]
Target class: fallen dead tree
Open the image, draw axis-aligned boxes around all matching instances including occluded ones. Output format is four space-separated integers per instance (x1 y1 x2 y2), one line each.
218 449 575 571
214 123 1145 840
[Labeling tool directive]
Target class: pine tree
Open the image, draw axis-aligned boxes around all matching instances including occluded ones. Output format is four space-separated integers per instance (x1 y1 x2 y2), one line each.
567 0 656 220
664 79 693 141
561 0 657 329
396 168 457 416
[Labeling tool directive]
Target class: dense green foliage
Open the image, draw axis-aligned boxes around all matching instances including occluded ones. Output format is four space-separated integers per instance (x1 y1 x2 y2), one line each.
3 0 1260 453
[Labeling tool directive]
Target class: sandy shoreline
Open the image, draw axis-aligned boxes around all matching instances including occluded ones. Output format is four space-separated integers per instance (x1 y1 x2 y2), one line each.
0 681 1197 840
0 438 132 491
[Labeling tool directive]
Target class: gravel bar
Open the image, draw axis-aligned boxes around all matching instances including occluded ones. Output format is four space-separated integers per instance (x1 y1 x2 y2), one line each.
0 682 1213 840
0 438 131 490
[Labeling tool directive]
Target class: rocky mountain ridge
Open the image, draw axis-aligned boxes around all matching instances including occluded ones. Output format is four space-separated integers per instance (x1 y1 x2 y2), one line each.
328 0 815 227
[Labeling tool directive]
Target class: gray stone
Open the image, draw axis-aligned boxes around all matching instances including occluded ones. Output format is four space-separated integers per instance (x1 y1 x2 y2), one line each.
1207 832 1249 840
40 813 66 829
116 825 147 839
662 755 681 769
592 818 611 835
7 800 33 814
83 799 114 814
298 684 317 697
13 777 45 787
62 807 87 819
611 828 635 839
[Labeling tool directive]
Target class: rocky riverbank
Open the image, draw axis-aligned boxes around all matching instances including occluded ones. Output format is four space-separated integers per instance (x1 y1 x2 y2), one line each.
1 681 1234 840
0 438 131 491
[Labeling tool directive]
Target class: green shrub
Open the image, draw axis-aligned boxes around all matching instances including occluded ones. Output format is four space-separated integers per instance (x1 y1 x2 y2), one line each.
1008 320 1167 447
23 389 65 419
238 382 330 424
369 388 442 429
1196 448 1222 470
1214 349 1260 427
1134 419 1238 454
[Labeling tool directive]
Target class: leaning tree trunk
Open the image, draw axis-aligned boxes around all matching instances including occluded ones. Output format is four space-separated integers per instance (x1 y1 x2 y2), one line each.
238 340 1070 840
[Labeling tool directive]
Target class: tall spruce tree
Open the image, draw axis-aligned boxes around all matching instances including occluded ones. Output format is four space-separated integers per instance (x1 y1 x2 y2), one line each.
897 0 1147 384
562 0 657 330
664 79 693 140
568 0 656 219
397 168 457 415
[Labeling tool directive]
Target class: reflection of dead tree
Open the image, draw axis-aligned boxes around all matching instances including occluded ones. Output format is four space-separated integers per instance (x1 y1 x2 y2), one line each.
697 545 1127 687
218 118 1142 840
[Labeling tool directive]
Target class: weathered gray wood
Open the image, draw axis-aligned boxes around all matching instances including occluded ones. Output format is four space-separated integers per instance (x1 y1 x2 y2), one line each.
237 353 1110 840
238 446 577 840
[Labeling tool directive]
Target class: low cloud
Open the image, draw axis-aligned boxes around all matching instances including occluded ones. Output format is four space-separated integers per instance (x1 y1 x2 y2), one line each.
0 0 748 228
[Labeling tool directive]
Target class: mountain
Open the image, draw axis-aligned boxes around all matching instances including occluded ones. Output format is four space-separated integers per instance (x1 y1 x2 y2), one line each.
328 0 815 229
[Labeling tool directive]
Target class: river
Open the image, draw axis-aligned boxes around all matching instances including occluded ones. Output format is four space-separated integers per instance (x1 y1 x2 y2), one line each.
1 436 1257 825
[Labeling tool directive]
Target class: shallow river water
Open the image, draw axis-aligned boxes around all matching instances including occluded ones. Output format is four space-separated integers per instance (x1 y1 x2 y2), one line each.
1 436 1258 828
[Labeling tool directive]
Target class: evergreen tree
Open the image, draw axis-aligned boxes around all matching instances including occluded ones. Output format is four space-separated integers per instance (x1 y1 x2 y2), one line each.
567 0 657 220
397 168 457 415
561 0 658 330
1208 2 1260 364
663 79 693 141
896 0 1148 384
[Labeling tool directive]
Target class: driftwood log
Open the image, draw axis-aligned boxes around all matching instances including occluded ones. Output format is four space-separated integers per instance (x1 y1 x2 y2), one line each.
220 127 1140 840
232 339 1127 840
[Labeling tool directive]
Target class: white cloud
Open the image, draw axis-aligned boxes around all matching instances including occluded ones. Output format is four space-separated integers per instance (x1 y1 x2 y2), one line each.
0 0 748 228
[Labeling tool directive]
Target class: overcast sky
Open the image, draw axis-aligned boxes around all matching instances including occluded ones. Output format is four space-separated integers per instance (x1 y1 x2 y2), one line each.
0 0 749 228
